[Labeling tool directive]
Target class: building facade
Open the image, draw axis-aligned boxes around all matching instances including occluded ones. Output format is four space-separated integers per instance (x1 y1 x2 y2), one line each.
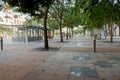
0 8 26 26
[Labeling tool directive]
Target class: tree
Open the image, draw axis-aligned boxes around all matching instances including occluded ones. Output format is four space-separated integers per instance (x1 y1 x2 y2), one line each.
0 4 2 10
62 1 73 39
63 11 82 39
50 0 82 40
74 0 120 42
3 0 54 49
0 26 12 36
25 16 43 25
98 0 120 42
49 0 66 42
47 16 59 30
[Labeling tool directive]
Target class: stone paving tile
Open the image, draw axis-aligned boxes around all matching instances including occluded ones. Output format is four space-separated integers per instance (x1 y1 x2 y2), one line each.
41 68 57 74
107 55 120 61
52 74 68 80
113 73 120 78
73 55 91 61
22 73 53 80
0 50 26 61
0 64 33 80
83 64 95 69
56 68 70 75
85 77 100 80
1 37 120 80
109 78 120 80
94 61 117 68
0 50 54 80
60 63 72 69
90 54 107 61
69 66 99 78
98 72 114 79
68 76 85 80
63 60 73 64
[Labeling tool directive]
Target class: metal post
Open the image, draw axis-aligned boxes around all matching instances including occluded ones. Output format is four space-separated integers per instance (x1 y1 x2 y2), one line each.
1 37 3 50
94 35 96 53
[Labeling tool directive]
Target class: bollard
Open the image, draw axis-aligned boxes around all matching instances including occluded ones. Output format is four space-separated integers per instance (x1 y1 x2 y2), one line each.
93 35 97 53
1 37 3 50
94 39 96 53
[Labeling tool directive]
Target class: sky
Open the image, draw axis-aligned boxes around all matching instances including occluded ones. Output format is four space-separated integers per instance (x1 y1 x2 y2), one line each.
0 0 4 4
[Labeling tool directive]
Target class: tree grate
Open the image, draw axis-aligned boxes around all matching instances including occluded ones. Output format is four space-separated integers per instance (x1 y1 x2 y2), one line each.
94 61 117 68
69 66 99 78
73 55 91 61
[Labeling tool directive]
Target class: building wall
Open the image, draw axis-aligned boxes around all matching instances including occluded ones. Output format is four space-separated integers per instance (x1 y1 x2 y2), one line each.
0 8 26 44
0 9 26 25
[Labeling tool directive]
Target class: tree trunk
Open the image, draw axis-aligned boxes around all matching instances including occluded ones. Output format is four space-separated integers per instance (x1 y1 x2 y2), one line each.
71 28 73 37
99 29 101 40
53 30 54 37
43 7 49 49
59 10 63 42
59 0 64 42
59 22 63 42
69 27 71 38
110 16 113 42
83 27 86 36
115 27 116 37
119 25 120 36
104 24 107 39
66 26 68 40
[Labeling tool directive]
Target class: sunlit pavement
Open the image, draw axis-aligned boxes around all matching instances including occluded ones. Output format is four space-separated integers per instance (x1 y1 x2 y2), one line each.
0 36 120 80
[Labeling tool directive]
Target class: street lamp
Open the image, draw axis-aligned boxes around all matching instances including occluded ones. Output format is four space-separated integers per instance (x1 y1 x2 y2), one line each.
0 32 3 50
93 29 98 53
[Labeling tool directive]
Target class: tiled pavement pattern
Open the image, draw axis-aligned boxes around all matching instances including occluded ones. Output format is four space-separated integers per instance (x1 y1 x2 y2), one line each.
21 52 120 80
0 37 120 80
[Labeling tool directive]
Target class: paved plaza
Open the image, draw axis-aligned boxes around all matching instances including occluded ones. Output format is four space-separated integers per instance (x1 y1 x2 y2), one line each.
0 37 120 80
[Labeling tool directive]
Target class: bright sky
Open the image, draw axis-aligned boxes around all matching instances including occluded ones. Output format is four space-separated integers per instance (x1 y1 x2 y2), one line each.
0 0 4 4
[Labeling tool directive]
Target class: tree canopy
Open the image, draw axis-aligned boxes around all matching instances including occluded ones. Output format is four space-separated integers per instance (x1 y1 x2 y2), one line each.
73 0 120 42
3 0 54 17
2 0 55 49
74 0 120 27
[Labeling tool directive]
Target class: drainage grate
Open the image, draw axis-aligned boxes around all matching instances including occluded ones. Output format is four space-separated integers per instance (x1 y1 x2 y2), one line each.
73 55 90 61
94 61 117 68
70 66 99 78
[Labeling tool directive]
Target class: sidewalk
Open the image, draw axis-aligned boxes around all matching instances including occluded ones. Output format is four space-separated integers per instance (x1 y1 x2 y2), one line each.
0 37 120 80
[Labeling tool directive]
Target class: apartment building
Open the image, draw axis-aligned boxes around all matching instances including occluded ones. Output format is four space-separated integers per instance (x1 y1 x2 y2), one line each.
0 9 26 25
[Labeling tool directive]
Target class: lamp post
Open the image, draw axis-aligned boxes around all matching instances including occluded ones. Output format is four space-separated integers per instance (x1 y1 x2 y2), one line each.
94 35 97 53
93 29 98 53
0 32 3 50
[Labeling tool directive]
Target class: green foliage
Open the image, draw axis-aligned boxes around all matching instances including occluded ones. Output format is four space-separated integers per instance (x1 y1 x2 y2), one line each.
3 0 54 17
49 0 64 23
47 17 59 29
0 4 3 10
25 16 43 25
62 0 82 29
74 28 84 34
0 26 12 35
0 26 11 31
2 0 55 49
73 0 120 30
